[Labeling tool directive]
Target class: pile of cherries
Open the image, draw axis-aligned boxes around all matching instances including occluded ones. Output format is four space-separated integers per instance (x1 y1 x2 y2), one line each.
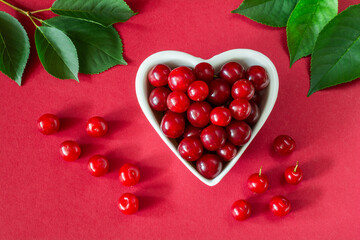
148 61 269 179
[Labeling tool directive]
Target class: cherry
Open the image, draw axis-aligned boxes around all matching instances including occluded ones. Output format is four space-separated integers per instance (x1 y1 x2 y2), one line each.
231 79 255 100
178 136 204 161
86 116 108 137
183 125 202 138
168 66 195 92
37 113 60 135
251 92 262 106
149 87 171 111
118 193 139 215
245 101 260 126
229 99 252 120
226 121 251 146
207 79 231 106
231 200 251 221
219 62 244 85
148 64 171 87
200 125 227 151
161 111 185 138
166 91 190 113
273 135 296 155
119 163 140 187
246 66 269 91
187 81 209 101
269 196 291 217
248 167 269 194
210 107 232 127
284 161 303 185
196 154 223 179
187 101 212 128
217 142 237 161
60 140 81 162
194 62 214 82
88 155 109 177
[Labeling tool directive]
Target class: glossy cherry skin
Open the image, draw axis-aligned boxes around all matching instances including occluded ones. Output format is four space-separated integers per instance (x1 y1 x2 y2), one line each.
217 142 237 161
210 107 232 127
178 136 204 161
119 163 140 186
226 121 251 146
37 114 60 135
118 193 139 215
148 64 171 87
231 200 251 221
187 101 212 128
196 154 223 179
273 135 296 155
86 116 108 137
166 91 190 113
60 140 81 162
88 155 109 177
251 92 262 106
194 62 214 82
231 79 255 100
183 125 202 138
149 87 171 111
284 164 303 185
219 62 244 85
229 99 252 121
248 172 269 194
207 79 231 106
187 81 209 101
200 125 227 151
161 111 185 138
246 66 269 91
269 196 291 216
168 66 195 92
245 101 260 126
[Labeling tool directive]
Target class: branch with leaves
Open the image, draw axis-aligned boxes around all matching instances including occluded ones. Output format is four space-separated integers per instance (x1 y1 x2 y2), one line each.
0 0 135 86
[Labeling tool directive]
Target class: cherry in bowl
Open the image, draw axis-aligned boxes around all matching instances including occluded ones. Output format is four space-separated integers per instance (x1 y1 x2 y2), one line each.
148 64 171 87
178 136 203 161
196 154 223 179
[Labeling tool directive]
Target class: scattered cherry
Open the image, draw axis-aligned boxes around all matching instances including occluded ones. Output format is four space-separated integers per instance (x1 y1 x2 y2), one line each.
168 66 195 92
229 98 252 120
217 142 237 161
118 193 139 215
119 163 140 187
284 161 303 185
86 116 108 137
246 101 260 126
187 101 212 128
273 135 296 155
269 196 291 216
196 154 223 179
246 66 269 91
226 121 251 146
210 107 232 127
231 79 255 100
88 155 109 177
231 200 251 221
207 79 231 106
219 62 244 85
148 64 171 87
59 140 81 162
194 62 214 82
183 125 202 138
167 91 190 113
37 113 60 135
248 167 269 194
178 136 204 161
161 111 185 138
187 81 209 101
149 87 171 112
200 125 227 151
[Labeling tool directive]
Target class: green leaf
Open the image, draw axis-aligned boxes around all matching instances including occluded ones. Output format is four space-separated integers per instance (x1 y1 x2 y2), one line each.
35 26 79 81
51 0 135 27
0 11 30 86
44 16 126 74
232 0 299 27
309 4 360 96
287 0 338 66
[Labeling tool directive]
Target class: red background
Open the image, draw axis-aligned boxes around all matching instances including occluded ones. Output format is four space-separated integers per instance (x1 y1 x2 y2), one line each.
1 0 360 239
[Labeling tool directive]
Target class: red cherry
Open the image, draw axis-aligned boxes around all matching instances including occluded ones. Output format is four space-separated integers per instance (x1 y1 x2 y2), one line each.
86 116 108 137
166 91 190 113
231 79 255 100
161 111 185 138
269 196 291 216
37 113 60 135
187 101 212 128
219 62 244 85
251 92 262 106
119 163 140 187
194 62 214 82
247 167 269 194
207 79 231 106
217 142 237 162
226 121 251 146
210 107 232 127
187 81 209 101
246 66 269 91
200 125 227 151
118 193 139 215
168 66 195 92
178 136 204 161
273 135 296 155
229 99 252 120
183 125 202 138
149 87 171 111
245 101 260 126
231 200 251 221
284 161 303 185
60 140 81 162
148 64 171 87
88 155 109 177
196 154 223 179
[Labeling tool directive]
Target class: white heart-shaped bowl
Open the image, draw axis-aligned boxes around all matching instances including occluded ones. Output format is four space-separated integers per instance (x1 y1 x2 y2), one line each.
135 49 279 186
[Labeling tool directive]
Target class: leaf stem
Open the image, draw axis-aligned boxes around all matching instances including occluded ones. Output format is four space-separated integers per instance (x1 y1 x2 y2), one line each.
30 8 51 14
0 0 42 26
0 0 27 15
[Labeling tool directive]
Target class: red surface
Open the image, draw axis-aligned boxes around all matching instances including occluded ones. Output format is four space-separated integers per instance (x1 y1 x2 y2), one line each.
1 0 360 239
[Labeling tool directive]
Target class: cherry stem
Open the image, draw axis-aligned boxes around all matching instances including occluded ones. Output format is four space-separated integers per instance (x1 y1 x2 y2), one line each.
294 161 299 173
259 166 262 177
